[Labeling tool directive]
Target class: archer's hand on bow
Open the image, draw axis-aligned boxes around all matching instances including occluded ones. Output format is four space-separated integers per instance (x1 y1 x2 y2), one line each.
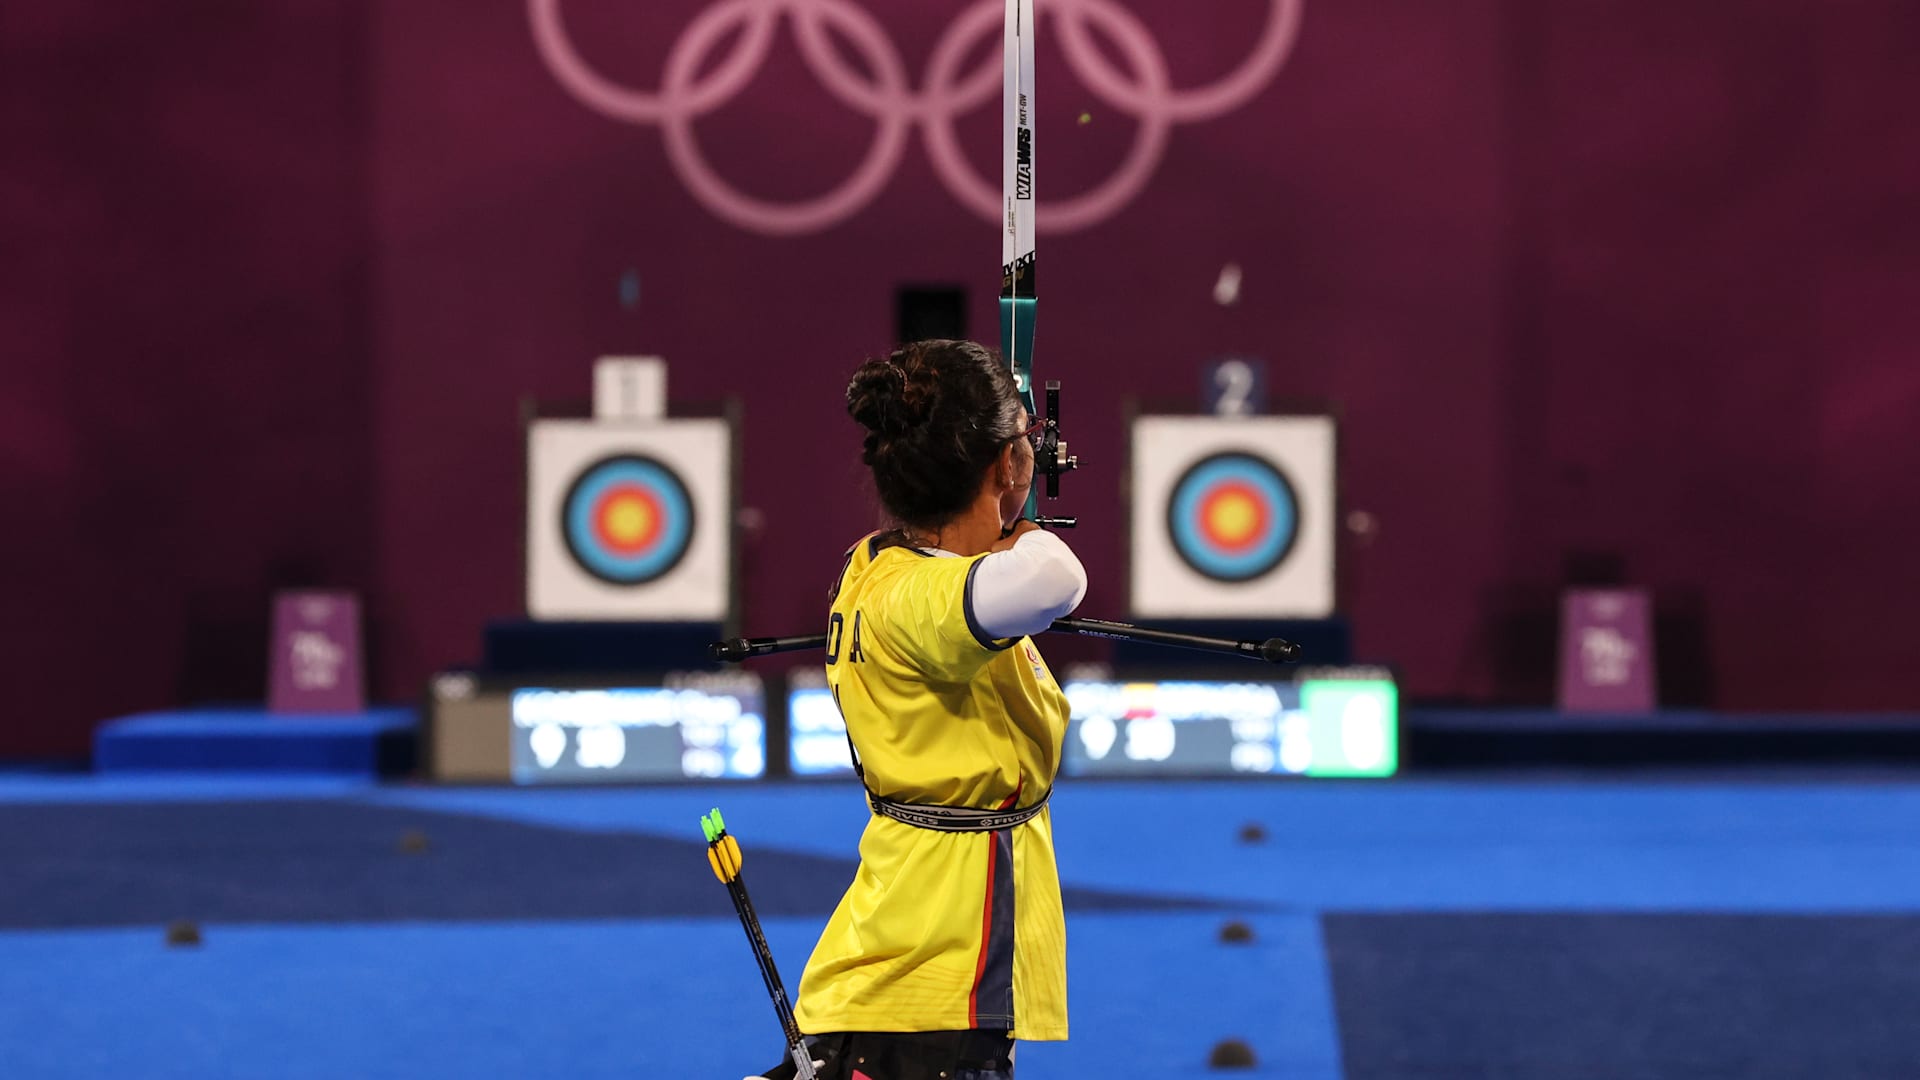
990 518 1044 552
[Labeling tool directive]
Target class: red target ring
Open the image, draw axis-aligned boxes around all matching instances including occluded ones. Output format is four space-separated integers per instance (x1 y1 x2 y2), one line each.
590 484 665 556
1196 480 1270 554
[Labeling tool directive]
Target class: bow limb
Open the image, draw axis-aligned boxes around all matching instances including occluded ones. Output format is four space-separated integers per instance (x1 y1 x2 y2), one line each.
1001 0 1068 525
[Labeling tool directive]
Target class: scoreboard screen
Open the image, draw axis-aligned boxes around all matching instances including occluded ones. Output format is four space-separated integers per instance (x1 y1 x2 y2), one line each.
788 681 855 776
1062 673 1396 777
509 673 766 784
785 669 1397 780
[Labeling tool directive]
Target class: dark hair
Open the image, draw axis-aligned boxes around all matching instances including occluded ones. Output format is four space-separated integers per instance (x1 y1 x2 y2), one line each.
846 339 1025 531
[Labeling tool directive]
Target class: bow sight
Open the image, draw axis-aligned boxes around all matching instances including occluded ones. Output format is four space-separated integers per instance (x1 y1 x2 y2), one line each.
1031 379 1077 529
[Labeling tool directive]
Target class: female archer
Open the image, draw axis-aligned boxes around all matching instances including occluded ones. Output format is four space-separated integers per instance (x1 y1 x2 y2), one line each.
753 338 1086 1080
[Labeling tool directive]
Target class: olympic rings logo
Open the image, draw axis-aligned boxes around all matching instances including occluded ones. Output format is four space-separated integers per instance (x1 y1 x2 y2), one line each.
528 0 1303 236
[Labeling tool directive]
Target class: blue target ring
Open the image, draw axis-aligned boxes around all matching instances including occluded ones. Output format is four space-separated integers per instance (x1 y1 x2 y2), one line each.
1166 451 1299 582
561 455 695 586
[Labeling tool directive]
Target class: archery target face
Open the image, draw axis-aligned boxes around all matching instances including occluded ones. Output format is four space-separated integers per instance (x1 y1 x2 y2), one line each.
562 455 693 585
1131 415 1335 619
527 419 731 621
1166 452 1299 582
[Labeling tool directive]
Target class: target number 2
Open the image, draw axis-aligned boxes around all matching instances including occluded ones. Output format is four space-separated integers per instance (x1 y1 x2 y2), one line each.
1206 358 1265 417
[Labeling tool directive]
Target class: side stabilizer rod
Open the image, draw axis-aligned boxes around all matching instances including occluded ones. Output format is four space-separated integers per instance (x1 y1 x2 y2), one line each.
709 618 1300 665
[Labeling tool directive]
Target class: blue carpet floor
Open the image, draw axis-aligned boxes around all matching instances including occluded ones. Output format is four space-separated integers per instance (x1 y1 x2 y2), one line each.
2 775 1918 1077
1324 912 1920 1079
0 799 1211 929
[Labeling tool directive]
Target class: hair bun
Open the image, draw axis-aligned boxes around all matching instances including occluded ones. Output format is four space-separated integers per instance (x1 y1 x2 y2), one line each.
845 339 1025 528
846 353 937 438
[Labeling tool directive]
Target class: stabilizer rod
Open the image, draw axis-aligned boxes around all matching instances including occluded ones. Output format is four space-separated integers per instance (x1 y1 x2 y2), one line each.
1049 617 1301 664
709 618 1299 665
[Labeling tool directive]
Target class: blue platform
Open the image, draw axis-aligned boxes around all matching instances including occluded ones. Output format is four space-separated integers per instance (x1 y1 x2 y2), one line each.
1407 708 1920 768
482 619 723 675
92 707 417 777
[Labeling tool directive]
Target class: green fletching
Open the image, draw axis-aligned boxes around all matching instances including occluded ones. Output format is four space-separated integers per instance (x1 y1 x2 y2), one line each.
711 807 727 833
700 816 715 843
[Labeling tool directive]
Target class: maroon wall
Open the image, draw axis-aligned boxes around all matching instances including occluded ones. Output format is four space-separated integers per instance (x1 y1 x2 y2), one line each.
2 4 373 756
1497 1 1920 708
5 1 1918 755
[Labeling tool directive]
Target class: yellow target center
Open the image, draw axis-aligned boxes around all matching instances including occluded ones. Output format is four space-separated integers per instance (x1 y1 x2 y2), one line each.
1207 491 1261 545
605 497 653 545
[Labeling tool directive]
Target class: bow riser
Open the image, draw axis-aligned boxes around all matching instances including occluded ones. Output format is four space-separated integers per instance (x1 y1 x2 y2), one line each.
1001 0 1075 525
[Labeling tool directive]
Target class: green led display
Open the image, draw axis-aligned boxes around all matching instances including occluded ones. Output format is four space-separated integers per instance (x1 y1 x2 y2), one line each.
1298 678 1398 777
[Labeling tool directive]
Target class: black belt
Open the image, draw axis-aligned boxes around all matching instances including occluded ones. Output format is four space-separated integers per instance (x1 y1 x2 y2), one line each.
846 729 1047 833
866 787 1050 833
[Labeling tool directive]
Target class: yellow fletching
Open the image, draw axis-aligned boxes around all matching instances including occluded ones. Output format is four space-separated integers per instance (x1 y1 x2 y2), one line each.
703 831 746 885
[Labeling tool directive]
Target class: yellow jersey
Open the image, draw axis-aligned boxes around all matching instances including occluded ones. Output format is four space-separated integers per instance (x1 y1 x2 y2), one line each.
794 534 1071 1041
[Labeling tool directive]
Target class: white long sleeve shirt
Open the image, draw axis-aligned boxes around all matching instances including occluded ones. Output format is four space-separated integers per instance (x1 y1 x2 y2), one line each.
929 529 1088 639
